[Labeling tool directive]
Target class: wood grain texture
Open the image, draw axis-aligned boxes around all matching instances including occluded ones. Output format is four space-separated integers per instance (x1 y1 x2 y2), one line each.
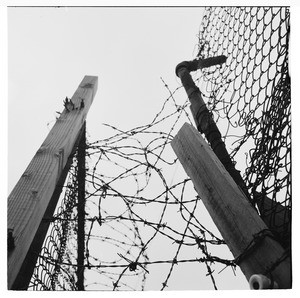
171 123 291 288
7 75 98 289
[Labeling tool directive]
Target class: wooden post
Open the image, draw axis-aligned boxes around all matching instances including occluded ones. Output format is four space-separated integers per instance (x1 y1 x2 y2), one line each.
9 125 85 290
171 123 291 289
76 123 86 290
7 75 98 290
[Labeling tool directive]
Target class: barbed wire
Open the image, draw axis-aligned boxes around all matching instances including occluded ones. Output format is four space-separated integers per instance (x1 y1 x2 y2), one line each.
29 83 235 290
28 6 290 290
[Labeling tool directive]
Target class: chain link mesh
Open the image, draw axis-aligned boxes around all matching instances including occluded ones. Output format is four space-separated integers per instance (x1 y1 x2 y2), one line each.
196 6 291 249
27 6 291 290
29 161 78 290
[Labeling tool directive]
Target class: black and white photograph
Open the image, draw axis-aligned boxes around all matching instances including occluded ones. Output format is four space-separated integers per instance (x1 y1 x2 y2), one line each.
4 1 295 294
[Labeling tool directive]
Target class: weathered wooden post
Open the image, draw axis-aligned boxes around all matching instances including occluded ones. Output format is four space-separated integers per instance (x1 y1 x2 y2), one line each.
171 123 291 289
7 75 98 290
76 124 86 290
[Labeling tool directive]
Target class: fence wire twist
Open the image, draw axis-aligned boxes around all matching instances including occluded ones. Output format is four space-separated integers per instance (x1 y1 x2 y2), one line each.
28 6 291 290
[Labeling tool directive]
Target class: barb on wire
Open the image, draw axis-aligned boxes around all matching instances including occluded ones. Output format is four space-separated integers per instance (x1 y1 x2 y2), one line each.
28 6 290 291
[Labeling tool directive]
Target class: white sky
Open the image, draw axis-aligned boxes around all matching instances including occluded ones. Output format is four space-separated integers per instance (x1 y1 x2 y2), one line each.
7 6 205 192
3 0 300 295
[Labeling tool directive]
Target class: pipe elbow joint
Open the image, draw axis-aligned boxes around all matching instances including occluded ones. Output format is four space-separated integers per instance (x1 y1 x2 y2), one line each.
175 61 190 77
176 55 227 77
175 59 199 77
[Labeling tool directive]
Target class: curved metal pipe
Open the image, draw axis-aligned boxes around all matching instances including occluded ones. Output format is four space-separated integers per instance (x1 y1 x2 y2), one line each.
175 55 227 77
175 55 252 204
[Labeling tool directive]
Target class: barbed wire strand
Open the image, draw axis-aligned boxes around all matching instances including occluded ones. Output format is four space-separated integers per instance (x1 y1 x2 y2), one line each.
28 7 290 290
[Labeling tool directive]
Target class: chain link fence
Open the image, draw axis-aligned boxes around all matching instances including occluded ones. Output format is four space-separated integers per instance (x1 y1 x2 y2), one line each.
28 6 291 290
196 6 291 249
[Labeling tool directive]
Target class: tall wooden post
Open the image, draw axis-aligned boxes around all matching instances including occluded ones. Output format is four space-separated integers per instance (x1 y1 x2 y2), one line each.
171 123 291 289
7 75 98 290
76 123 86 290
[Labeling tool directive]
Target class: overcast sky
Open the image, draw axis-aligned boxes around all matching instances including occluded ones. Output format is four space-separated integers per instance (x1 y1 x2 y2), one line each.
7 6 206 192
4 2 300 294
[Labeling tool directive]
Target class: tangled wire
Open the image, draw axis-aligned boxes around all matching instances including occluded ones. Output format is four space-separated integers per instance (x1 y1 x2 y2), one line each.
29 84 236 290
29 6 290 290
